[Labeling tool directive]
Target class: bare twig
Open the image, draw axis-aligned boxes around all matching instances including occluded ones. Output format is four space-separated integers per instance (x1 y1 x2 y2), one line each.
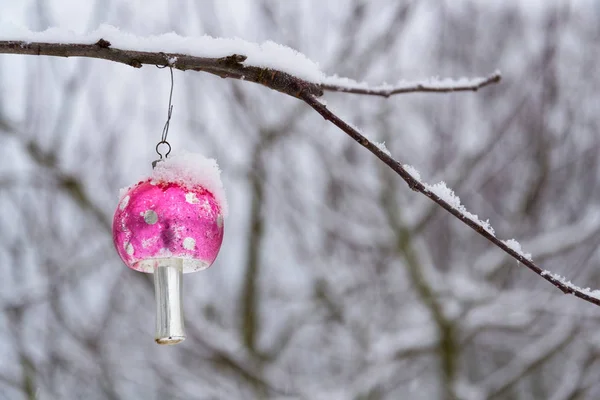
321 71 502 97
1 38 597 308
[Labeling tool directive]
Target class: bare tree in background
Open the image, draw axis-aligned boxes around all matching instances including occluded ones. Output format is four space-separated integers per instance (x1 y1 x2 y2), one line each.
1 1 600 399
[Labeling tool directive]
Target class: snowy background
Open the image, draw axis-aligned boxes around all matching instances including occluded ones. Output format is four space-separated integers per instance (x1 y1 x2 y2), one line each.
1 0 600 399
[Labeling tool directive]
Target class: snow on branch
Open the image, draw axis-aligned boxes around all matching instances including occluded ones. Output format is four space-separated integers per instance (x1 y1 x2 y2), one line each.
0 24 325 80
1 25 596 307
321 71 501 97
541 271 600 302
0 24 500 99
300 92 600 308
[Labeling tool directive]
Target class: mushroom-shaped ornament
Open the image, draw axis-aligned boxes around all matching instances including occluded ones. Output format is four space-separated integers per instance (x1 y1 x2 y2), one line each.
113 152 226 345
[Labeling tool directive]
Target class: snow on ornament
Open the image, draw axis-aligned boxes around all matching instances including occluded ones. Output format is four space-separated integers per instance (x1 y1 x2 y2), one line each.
113 152 226 345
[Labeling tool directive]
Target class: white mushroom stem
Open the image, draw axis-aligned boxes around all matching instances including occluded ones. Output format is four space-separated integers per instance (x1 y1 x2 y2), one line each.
154 258 185 345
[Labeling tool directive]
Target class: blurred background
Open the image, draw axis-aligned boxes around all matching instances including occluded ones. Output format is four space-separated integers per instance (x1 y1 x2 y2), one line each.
1 0 600 399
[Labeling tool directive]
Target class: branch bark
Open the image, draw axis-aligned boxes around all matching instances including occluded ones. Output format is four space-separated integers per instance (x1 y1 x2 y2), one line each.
2 38 597 308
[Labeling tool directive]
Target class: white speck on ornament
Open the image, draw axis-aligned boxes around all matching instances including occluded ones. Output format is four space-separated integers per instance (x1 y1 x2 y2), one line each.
144 209 158 224
119 195 130 210
125 242 134 256
217 215 223 228
183 237 196 250
185 192 200 204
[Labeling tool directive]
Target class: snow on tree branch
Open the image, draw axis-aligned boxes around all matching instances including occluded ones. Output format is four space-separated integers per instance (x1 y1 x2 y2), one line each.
321 71 501 97
0 24 324 79
1 24 596 307
300 92 600 308
0 40 324 100
0 24 500 99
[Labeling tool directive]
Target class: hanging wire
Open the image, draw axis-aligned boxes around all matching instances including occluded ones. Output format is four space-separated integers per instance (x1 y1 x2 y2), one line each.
155 64 174 160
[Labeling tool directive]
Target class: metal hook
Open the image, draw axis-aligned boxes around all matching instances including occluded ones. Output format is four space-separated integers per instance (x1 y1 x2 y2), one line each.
155 140 172 159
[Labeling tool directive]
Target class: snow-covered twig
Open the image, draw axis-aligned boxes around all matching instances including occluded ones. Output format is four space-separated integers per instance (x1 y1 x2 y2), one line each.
300 93 600 308
0 35 499 99
321 71 501 97
0 40 324 100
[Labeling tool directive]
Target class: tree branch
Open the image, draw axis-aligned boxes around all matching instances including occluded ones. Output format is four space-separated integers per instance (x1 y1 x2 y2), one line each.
0 40 499 99
299 92 600 308
2 37 597 308
0 40 324 99
321 71 501 97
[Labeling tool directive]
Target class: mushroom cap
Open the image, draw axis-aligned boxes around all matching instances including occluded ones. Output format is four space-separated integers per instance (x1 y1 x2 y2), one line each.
113 179 224 273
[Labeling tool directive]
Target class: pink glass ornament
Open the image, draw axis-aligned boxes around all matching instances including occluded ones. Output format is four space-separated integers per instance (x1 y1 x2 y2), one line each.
113 160 225 345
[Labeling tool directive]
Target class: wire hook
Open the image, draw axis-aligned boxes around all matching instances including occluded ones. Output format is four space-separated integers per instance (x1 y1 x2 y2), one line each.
154 62 174 166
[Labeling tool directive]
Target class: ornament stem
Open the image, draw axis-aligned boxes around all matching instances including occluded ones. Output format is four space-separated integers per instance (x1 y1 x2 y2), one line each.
154 258 185 345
